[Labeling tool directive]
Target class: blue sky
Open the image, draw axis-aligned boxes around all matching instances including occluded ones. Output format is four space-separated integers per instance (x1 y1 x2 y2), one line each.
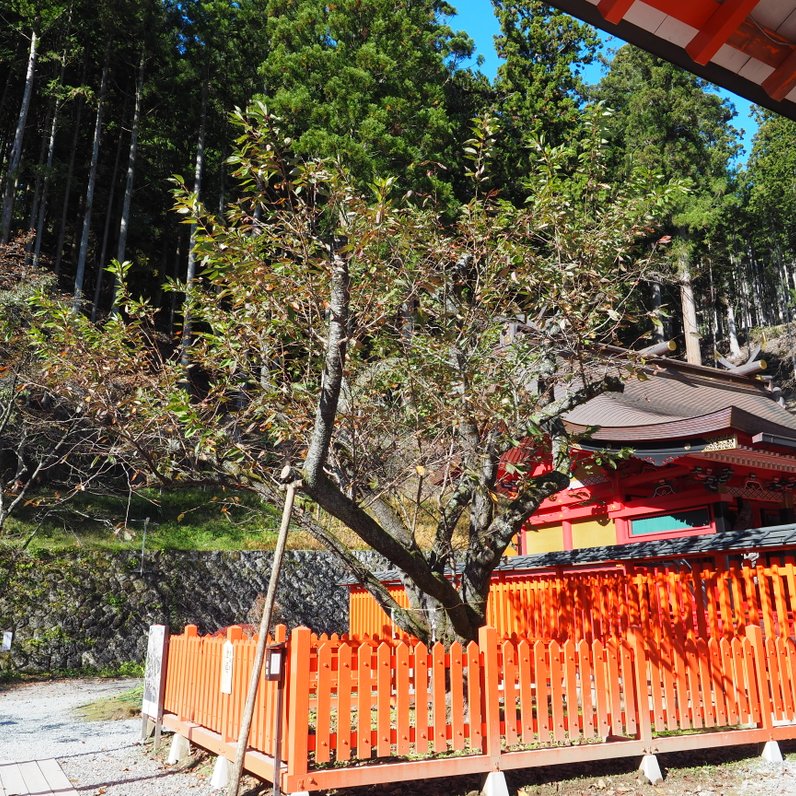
449 0 758 164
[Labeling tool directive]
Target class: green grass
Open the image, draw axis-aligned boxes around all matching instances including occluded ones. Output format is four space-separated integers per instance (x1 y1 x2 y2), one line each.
75 683 144 721
0 487 290 552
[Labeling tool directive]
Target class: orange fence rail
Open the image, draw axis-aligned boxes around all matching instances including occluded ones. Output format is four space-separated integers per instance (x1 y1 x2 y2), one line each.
350 558 796 643
161 621 796 793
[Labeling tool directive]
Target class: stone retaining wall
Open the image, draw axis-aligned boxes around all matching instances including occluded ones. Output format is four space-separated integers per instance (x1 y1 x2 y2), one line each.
0 549 387 675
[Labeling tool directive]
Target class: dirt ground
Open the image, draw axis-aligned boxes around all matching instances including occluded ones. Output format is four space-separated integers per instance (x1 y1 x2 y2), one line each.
320 742 796 795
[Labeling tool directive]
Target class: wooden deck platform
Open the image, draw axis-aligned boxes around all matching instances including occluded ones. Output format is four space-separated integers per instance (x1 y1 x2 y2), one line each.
0 759 78 796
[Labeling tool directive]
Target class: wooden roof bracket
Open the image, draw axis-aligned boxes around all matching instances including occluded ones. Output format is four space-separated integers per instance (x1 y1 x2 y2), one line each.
686 0 764 65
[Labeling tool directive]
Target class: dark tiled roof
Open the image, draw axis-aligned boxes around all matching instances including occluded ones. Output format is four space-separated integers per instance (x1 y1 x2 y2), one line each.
345 524 796 586
496 523 796 573
564 362 796 441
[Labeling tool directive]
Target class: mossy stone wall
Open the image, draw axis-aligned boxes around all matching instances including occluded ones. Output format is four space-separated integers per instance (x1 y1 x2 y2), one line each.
0 549 385 675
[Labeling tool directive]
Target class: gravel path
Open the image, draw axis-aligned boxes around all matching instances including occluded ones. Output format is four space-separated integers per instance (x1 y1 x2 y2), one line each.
5 678 796 795
0 678 219 795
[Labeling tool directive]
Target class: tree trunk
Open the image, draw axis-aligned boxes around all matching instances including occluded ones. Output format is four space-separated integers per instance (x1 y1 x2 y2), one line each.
53 82 84 276
724 295 741 357
26 104 52 250
650 281 665 342
107 49 145 315
678 248 701 366
180 74 208 367
1 28 38 242
73 60 109 312
32 95 62 268
91 109 125 321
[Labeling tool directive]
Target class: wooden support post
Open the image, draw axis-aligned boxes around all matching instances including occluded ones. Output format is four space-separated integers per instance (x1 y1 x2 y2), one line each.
226 477 299 796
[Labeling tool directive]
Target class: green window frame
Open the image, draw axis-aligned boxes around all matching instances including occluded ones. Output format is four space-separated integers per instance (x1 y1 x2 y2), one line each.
630 507 711 536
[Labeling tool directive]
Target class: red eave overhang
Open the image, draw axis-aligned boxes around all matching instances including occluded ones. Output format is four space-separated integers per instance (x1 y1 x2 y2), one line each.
547 0 796 120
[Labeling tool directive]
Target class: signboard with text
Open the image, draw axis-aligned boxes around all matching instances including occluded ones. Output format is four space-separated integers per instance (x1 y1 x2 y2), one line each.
142 624 169 719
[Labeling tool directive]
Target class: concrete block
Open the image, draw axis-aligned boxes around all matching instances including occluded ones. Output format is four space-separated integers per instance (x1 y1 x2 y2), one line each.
639 753 663 784
480 771 510 796
166 733 191 765
761 740 784 763
210 755 231 790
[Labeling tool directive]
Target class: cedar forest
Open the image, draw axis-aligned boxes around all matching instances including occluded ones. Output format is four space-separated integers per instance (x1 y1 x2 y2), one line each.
1 0 796 642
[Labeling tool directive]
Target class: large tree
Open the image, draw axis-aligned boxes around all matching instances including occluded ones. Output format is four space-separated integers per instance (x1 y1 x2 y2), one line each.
257 0 477 207
490 0 599 204
30 103 680 643
593 45 740 359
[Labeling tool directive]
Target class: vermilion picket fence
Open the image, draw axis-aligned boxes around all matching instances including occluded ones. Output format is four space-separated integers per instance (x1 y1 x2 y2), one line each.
350 558 796 643
161 622 796 793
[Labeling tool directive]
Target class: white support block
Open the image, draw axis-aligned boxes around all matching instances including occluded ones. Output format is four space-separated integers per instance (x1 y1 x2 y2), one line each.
285 791 310 796
210 755 231 790
639 754 663 784
761 740 784 763
480 771 510 796
166 733 191 765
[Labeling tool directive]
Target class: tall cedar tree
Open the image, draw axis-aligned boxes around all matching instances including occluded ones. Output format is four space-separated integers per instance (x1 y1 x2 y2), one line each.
490 0 598 205
258 0 477 208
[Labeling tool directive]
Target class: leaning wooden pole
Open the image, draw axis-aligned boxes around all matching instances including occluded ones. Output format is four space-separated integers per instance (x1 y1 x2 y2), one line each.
226 472 300 796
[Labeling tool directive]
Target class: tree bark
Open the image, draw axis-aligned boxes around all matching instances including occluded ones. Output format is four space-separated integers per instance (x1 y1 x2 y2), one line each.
53 84 84 276
1 28 38 242
107 48 145 315
678 247 701 366
180 74 208 368
32 94 61 268
91 102 125 321
724 295 741 358
73 59 109 312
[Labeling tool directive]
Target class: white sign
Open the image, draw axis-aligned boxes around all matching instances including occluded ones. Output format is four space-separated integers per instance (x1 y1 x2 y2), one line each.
142 625 168 719
1 631 12 652
220 641 234 694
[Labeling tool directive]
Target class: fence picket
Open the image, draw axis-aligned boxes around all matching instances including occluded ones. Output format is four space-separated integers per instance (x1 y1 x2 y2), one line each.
395 642 410 756
517 640 534 744
315 642 333 764
356 643 372 759
529 638 548 742
502 640 519 747
449 642 465 750
563 640 579 737
765 637 784 721
466 640 483 752
577 639 596 739
784 638 796 722
549 641 566 742
414 642 429 755
720 637 738 727
376 643 392 757
431 642 447 753
337 643 353 761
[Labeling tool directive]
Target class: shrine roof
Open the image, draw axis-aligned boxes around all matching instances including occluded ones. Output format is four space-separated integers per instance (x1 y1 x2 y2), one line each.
564 357 796 442
547 0 796 121
346 523 796 586
496 522 796 573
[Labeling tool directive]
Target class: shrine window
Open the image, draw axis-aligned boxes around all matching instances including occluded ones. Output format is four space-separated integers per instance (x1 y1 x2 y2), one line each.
629 507 711 537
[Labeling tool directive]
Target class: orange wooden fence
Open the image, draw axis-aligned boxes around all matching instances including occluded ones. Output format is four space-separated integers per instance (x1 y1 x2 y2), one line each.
161 621 796 793
350 558 796 643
